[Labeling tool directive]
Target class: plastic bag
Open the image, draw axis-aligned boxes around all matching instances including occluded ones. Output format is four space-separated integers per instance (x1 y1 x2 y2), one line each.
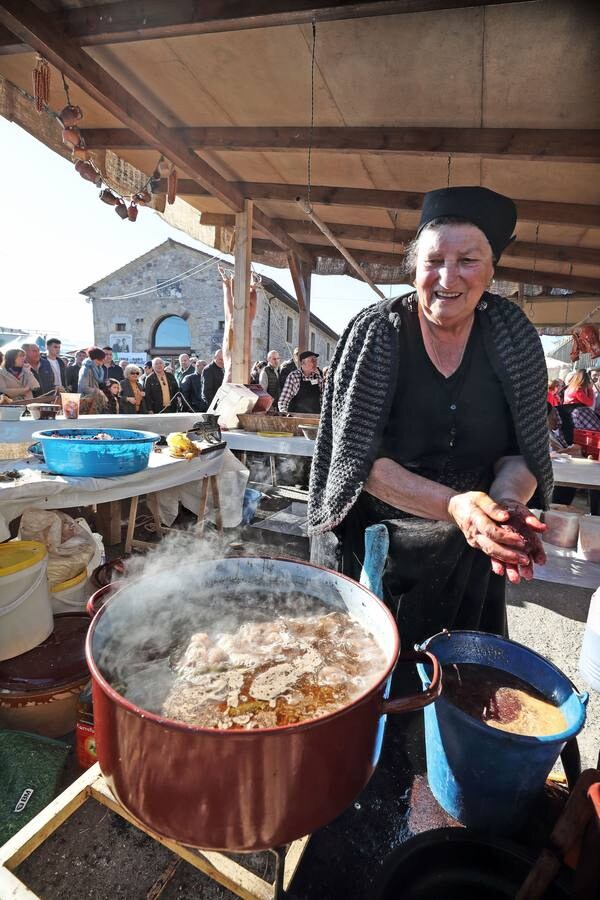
18 509 100 587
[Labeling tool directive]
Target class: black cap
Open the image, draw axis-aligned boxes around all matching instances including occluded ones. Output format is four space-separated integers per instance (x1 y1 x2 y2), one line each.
299 350 318 361
416 186 517 261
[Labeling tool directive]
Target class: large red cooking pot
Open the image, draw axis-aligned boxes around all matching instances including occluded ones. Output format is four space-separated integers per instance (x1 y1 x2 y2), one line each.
86 557 440 851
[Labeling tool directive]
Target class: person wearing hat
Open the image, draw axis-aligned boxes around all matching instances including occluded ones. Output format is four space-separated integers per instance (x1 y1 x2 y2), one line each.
279 349 324 415
308 186 550 648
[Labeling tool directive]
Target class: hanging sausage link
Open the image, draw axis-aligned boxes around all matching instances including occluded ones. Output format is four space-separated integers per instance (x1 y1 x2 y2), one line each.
32 56 50 113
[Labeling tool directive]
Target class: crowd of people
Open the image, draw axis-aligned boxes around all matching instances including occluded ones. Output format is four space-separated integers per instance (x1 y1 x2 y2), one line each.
547 368 600 450
0 337 327 417
0 341 224 415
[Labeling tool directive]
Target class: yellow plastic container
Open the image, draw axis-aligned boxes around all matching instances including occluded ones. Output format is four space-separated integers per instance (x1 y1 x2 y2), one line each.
0 541 53 661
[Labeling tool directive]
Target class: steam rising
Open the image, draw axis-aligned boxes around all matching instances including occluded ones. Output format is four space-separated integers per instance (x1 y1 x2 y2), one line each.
91 531 372 719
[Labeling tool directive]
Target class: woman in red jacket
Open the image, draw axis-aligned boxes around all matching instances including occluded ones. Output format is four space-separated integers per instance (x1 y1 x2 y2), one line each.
564 369 594 407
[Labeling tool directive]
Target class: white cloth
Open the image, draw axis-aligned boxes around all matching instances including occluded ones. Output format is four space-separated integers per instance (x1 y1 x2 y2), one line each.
0 447 228 541
552 456 600 489
156 450 249 528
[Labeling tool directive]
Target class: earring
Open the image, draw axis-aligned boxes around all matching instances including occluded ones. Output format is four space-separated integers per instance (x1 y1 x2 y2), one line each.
477 299 488 311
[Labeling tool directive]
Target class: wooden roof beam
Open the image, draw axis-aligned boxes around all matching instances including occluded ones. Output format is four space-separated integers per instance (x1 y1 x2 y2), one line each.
0 0 311 264
0 1 527 53
252 240 600 294
201 212 600 267
172 180 600 228
82 125 600 163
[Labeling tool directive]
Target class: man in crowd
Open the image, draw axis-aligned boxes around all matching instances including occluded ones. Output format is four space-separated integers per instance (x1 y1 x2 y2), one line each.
278 350 323 415
175 353 194 386
65 349 87 392
279 347 299 390
201 348 225 408
102 347 124 381
143 357 179 413
28 338 66 395
259 349 281 409
182 359 208 412
139 361 153 387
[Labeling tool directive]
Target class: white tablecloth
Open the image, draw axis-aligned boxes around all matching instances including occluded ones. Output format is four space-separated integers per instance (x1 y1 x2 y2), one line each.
552 456 600 489
0 412 202 443
223 429 315 457
0 448 229 541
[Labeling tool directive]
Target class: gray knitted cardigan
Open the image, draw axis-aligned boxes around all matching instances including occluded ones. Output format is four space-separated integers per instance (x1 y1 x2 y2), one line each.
307 292 553 535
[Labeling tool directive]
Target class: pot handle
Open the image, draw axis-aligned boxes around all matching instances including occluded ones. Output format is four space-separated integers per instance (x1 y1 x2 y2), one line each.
381 650 441 715
87 583 118 617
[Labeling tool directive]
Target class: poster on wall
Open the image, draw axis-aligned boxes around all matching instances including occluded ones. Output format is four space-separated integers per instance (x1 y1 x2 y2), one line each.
109 333 132 354
118 352 147 366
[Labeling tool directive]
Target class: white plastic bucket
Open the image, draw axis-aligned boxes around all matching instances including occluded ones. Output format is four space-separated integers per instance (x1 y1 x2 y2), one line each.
0 564 54 661
580 586 600 692
0 542 47 609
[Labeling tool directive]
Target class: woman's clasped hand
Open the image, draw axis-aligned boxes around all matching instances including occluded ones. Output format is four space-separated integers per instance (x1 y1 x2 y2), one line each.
447 492 546 584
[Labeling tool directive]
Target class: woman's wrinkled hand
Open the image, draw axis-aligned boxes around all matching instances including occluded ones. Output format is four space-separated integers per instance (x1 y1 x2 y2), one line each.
489 498 546 584
447 491 539 584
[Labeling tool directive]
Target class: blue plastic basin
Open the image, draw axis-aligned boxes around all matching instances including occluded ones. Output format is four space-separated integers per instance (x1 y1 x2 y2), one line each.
417 630 588 833
31 428 160 478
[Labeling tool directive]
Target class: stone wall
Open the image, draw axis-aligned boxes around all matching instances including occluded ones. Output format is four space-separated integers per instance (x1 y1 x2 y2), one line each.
88 241 336 366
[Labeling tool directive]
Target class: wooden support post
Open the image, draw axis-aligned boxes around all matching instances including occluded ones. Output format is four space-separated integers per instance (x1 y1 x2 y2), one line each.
95 500 122 546
288 252 312 353
232 199 253 384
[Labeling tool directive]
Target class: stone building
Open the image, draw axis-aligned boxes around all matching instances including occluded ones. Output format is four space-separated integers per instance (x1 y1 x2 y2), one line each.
81 239 338 366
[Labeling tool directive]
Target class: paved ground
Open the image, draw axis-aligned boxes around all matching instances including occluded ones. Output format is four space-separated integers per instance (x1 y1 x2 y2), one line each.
10 485 599 898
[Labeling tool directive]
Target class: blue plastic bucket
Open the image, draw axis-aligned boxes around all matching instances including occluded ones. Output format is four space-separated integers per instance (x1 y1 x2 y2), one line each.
31 429 160 478
241 488 263 524
417 630 588 833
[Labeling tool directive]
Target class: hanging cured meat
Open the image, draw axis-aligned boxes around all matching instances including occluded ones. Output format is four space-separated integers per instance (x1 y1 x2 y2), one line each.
570 332 582 362
577 324 600 358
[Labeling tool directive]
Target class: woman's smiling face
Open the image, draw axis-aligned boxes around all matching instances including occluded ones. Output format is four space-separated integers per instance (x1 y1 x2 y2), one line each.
415 223 494 329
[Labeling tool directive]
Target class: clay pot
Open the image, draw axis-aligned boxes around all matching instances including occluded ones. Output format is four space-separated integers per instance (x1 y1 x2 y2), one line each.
114 202 129 220
99 188 120 206
72 146 91 162
134 190 151 206
75 160 102 186
127 203 138 222
59 104 83 127
62 127 81 149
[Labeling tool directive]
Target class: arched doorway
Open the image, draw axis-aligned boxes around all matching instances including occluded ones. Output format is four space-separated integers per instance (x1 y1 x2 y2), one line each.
150 315 191 366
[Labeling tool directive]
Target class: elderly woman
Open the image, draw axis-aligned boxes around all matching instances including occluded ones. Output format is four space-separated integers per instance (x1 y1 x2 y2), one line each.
0 348 40 401
308 186 551 648
120 365 147 413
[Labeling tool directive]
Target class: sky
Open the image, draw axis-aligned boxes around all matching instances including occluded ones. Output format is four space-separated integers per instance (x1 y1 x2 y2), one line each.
0 116 563 355
0 117 408 347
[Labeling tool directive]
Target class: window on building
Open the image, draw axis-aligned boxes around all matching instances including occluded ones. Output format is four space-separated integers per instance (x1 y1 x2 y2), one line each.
326 342 331 361
114 323 127 332
153 315 191 347
286 316 293 343
310 332 316 352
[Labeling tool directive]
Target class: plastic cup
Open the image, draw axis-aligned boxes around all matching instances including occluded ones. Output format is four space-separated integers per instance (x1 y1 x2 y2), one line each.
62 393 81 420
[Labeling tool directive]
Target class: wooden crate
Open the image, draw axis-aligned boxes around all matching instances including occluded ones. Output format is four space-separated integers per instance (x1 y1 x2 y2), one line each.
237 414 319 434
0 764 309 900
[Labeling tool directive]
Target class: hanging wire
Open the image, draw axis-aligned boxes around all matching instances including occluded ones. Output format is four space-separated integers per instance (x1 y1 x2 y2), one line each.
389 209 399 299
532 222 540 275
60 72 71 106
306 16 317 211
97 256 220 300
447 154 452 188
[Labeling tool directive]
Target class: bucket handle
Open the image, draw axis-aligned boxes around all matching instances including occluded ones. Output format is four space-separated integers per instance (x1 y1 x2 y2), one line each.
381 650 441 715
0 567 46 617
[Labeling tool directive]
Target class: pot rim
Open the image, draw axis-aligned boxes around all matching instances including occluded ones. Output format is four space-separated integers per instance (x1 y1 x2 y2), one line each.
85 555 401 737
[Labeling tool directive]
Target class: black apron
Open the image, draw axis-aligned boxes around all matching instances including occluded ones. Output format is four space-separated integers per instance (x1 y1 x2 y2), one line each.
289 377 321 413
